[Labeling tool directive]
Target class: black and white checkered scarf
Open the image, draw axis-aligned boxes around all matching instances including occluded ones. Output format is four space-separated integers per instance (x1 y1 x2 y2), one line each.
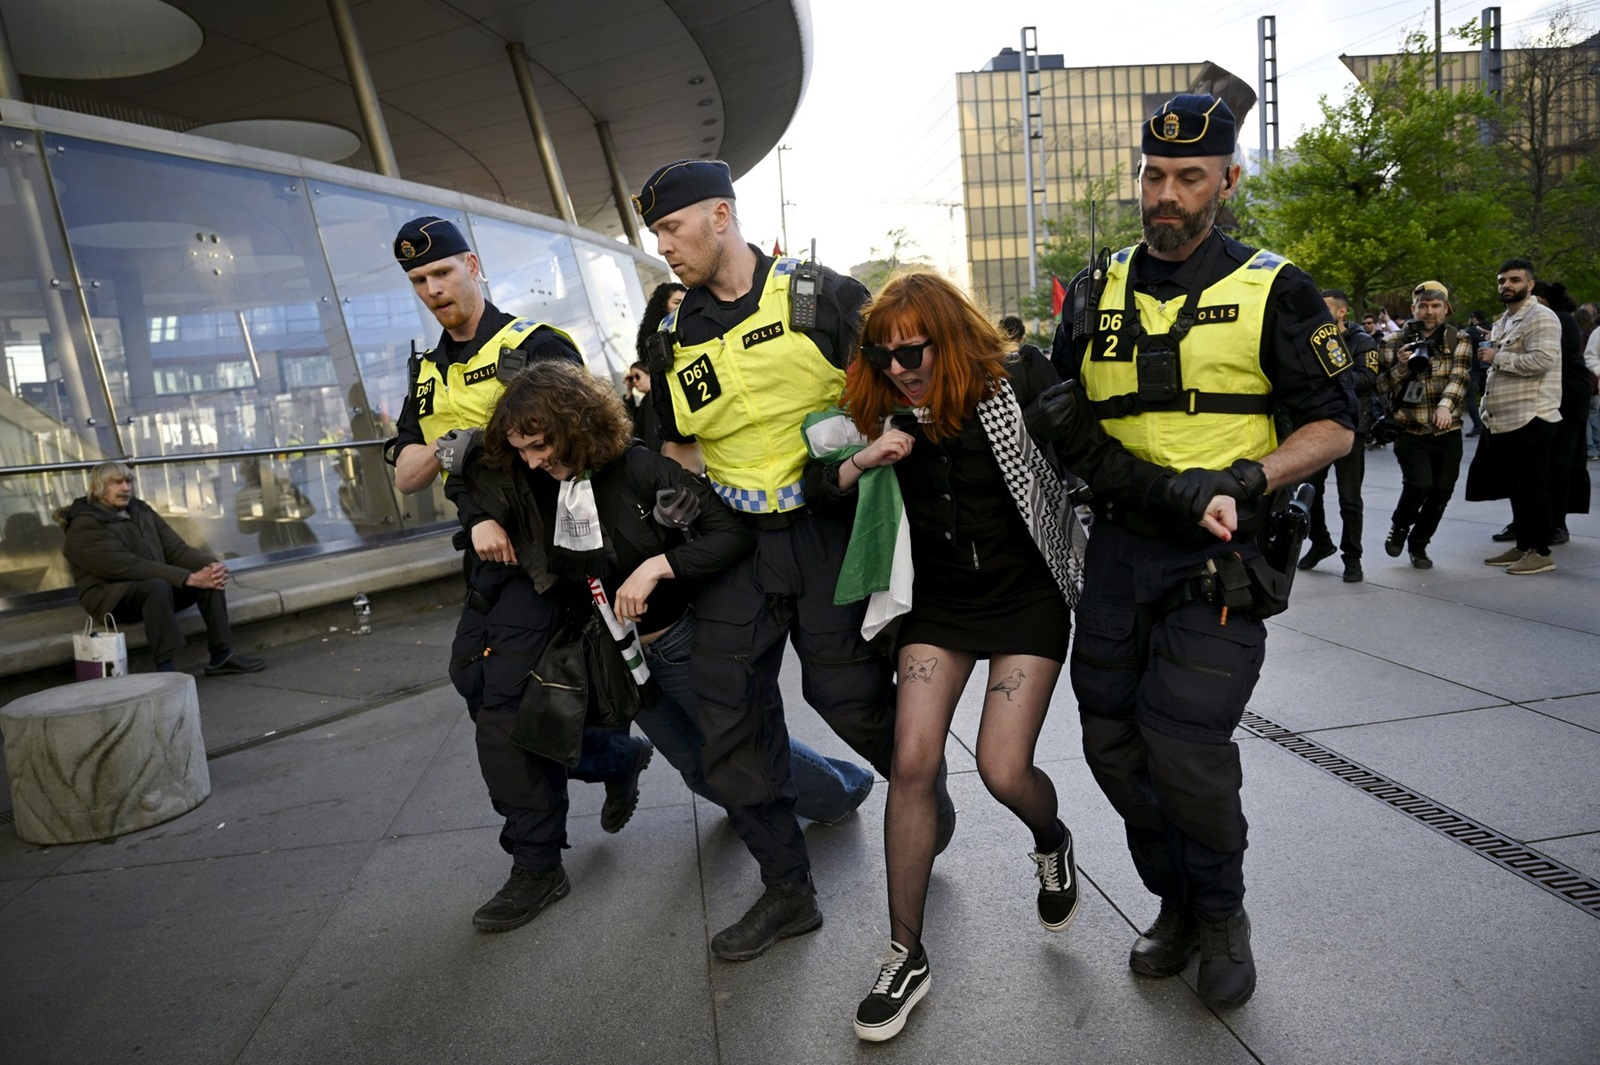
975 378 1086 608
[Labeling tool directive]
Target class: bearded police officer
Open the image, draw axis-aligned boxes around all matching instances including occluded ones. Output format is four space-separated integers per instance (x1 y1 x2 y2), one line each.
387 216 653 933
1032 95 1355 1007
634 160 954 961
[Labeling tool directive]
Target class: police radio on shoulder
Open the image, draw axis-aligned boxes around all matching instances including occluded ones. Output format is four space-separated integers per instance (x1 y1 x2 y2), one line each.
790 239 821 331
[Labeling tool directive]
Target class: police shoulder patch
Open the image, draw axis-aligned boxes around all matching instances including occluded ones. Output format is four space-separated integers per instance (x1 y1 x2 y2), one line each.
1310 322 1351 376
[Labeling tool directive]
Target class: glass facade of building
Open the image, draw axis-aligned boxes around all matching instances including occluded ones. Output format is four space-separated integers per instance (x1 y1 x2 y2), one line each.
0 107 662 609
957 60 1209 317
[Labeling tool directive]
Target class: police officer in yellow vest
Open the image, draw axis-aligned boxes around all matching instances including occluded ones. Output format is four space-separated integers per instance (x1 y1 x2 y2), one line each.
634 160 954 962
387 216 653 934
1030 95 1355 1008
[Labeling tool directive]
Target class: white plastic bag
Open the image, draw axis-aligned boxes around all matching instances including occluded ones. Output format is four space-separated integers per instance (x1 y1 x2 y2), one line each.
74 615 127 680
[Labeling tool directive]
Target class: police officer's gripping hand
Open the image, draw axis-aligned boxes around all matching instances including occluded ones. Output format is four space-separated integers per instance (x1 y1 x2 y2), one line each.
1163 458 1268 526
1022 380 1087 444
434 428 481 475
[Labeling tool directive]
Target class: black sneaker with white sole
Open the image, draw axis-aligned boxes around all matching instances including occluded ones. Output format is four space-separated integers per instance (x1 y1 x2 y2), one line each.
854 942 931 1042
1030 822 1080 931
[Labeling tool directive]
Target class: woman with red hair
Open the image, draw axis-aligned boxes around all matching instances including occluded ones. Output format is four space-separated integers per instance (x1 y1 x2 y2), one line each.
809 272 1085 1041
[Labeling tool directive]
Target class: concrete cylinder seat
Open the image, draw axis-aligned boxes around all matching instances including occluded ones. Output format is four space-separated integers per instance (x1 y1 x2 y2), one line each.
1 674 211 845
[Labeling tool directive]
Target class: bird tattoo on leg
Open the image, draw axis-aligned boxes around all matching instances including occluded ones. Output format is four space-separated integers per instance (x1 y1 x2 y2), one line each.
988 668 1025 701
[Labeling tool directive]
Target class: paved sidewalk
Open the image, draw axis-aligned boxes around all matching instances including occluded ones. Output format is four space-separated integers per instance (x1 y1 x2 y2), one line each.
1 444 1597 1064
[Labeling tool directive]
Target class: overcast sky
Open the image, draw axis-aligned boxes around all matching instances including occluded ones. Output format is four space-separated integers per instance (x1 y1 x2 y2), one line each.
702 0 1591 274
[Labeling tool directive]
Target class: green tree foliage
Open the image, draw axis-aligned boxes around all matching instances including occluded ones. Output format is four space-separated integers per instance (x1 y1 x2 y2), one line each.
853 228 931 295
1493 5 1600 297
1021 169 1143 338
1242 31 1509 313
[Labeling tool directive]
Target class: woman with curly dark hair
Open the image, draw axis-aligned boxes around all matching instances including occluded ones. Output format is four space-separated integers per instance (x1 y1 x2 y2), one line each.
634 281 686 362
806 272 1084 1041
471 361 875 836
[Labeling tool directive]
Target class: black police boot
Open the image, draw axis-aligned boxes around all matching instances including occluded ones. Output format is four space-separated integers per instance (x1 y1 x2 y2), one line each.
472 866 571 932
1196 909 1257 1008
600 735 654 833
1491 522 1517 543
1129 902 1200 977
1342 559 1364 583
1297 541 1336 571
711 879 823 961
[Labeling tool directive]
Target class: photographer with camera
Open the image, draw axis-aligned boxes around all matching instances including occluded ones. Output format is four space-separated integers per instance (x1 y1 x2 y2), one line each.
1375 281 1473 569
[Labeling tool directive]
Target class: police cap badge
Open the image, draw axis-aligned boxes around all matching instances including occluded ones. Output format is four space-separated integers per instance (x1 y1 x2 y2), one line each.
1143 94 1237 158
394 216 470 271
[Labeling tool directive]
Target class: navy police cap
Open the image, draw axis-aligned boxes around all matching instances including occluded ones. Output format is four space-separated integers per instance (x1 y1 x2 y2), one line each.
633 159 735 227
394 216 470 271
1143 94 1236 158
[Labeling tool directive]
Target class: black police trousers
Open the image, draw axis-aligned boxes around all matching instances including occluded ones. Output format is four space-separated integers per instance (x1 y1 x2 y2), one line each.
690 510 897 886
450 556 637 872
1306 436 1367 562
1069 521 1266 921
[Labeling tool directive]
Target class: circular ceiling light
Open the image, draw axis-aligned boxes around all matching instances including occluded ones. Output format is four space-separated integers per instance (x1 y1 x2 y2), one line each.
188 119 361 162
4 0 203 80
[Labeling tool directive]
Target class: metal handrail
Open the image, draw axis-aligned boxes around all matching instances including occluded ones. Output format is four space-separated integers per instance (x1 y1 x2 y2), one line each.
0 439 386 478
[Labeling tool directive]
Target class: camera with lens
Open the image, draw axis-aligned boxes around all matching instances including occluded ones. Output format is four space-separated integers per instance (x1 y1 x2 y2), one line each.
1402 322 1436 374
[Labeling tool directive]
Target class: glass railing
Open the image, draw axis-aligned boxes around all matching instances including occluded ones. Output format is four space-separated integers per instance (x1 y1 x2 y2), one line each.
0 111 664 608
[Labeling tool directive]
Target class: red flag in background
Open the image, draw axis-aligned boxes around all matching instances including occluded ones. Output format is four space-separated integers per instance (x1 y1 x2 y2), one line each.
1050 275 1068 319
772 239 784 257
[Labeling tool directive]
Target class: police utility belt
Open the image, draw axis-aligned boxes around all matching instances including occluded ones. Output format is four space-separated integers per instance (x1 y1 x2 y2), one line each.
1153 483 1316 621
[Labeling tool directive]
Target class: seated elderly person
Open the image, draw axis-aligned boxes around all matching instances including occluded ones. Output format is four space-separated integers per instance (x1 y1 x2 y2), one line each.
59 461 265 675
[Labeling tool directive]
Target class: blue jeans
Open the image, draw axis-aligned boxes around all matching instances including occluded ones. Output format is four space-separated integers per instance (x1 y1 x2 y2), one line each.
635 609 875 824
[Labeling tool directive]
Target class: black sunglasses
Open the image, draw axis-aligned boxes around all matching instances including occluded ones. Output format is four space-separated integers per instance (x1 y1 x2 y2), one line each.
861 340 931 371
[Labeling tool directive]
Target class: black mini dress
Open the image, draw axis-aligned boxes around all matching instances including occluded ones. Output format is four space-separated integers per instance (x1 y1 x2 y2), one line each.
892 415 1071 662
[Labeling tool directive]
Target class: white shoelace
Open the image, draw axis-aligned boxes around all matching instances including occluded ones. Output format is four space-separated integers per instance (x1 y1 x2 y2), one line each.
1032 849 1065 892
871 947 910 994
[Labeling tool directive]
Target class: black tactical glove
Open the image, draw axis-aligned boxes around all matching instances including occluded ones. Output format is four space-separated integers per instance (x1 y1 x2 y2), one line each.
652 484 701 530
1163 458 1268 524
1023 379 1088 444
434 427 481 474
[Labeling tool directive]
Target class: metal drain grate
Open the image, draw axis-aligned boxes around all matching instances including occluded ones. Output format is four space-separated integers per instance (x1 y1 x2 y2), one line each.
1239 709 1600 919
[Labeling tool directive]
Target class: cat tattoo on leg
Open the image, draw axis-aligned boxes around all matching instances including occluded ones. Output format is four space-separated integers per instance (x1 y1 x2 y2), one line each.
904 654 938 683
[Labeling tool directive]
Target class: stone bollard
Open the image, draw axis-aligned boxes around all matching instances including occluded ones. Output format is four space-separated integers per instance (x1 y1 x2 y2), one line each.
1 673 211 845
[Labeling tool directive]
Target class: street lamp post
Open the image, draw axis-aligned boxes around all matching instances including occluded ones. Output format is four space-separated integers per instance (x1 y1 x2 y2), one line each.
776 143 792 254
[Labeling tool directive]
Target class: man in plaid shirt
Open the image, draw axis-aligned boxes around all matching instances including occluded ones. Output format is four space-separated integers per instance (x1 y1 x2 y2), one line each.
1476 259 1564 575
1377 281 1473 569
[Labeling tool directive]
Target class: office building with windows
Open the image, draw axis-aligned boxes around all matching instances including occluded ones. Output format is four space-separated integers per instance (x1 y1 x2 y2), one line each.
954 48 1255 317
0 1 810 615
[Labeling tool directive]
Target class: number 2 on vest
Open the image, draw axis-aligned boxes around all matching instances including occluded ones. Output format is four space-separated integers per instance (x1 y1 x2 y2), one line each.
677 354 722 412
